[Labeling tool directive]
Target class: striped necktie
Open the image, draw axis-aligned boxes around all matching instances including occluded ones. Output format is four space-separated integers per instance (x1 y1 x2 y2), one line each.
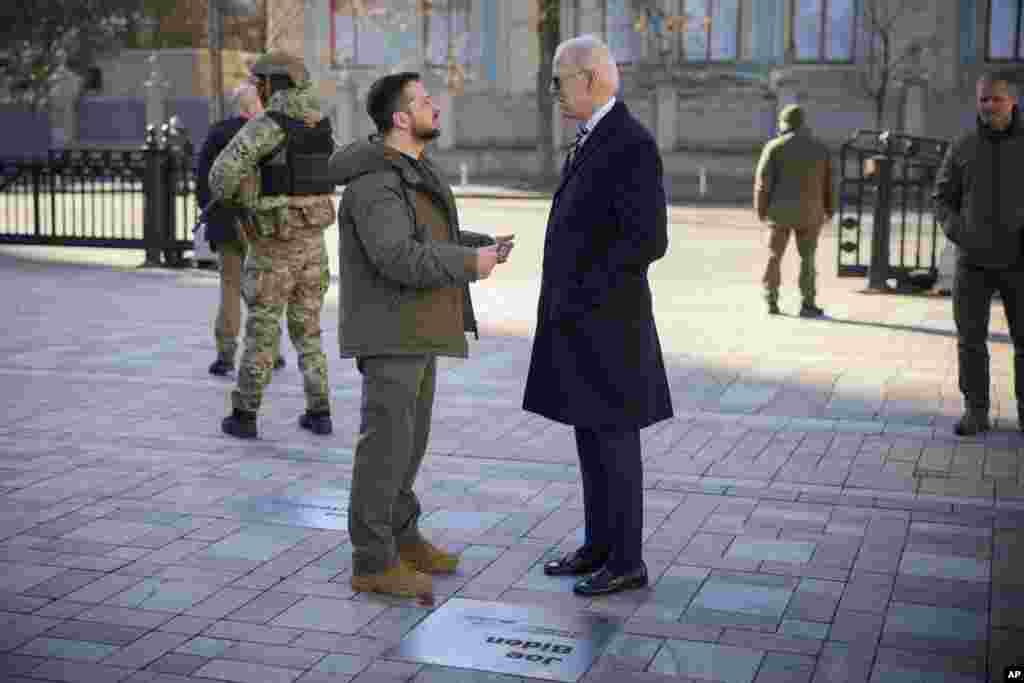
568 125 588 165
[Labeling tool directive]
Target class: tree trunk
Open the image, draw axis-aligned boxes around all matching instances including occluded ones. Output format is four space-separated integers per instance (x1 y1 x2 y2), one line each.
536 0 559 184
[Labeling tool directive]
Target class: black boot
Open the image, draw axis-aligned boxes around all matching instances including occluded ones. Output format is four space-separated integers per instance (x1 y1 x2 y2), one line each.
208 357 234 376
222 409 258 439
299 411 332 435
767 300 781 315
954 409 990 436
799 302 825 318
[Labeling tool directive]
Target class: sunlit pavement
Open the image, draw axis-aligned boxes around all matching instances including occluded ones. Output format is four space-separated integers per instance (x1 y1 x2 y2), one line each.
0 191 1020 683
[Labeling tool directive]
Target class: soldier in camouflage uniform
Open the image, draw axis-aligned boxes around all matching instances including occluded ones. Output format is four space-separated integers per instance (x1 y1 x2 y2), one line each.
210 52 335 439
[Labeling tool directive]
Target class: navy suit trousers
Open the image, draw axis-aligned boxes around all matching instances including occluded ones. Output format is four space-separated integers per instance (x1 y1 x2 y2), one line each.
573 426 643 573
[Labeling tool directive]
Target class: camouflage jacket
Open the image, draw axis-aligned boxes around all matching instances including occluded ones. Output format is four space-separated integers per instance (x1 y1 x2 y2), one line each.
209 82 332 238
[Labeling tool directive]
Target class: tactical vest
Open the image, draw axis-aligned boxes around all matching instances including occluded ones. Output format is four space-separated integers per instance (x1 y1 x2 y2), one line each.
260 111 335 196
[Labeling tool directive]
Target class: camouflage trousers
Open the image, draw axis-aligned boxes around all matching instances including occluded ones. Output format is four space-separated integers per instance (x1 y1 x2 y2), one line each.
232 224 331 415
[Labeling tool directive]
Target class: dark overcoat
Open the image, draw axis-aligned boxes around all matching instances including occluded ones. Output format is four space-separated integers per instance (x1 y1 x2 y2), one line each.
195 115 248 249
522 101 674 429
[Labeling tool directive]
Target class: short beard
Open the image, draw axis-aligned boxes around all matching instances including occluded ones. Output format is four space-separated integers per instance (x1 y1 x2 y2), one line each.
414 125 442 142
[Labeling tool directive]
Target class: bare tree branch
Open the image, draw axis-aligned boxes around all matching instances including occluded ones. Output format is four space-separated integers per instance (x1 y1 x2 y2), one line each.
0 1 156 109
265 0 304 50
857 0 935 129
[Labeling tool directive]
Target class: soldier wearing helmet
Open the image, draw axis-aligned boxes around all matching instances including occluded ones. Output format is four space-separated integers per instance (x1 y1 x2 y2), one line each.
210 51 336 439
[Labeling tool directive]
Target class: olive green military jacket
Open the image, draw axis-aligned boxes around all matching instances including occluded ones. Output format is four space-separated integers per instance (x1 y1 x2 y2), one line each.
329 138 495 359
754 127 835 229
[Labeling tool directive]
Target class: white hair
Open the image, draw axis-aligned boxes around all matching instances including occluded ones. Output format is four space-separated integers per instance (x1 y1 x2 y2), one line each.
554 34 615 70
553 34 620 94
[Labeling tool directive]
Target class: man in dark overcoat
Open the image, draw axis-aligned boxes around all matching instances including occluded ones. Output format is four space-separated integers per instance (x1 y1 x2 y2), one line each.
523 34 673 596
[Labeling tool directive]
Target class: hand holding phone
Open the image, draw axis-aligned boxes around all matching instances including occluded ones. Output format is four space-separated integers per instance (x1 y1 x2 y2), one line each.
495 234 515 263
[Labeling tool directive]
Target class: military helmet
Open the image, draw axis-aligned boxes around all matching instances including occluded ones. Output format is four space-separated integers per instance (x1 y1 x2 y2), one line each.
249 51 309 85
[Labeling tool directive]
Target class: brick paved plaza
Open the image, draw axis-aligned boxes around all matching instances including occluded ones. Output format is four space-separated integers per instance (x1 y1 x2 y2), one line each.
0 194 1021 682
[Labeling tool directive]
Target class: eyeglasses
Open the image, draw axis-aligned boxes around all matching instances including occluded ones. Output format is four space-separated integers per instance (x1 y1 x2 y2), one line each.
550 70 589 93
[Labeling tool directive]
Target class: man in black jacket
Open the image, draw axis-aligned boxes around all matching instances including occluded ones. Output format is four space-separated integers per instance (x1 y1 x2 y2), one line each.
196 83 283 376
934 70 1024 435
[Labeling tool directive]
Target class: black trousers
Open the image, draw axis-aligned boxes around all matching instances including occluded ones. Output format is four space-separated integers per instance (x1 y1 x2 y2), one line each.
573 426 643 574
953 260 1024 411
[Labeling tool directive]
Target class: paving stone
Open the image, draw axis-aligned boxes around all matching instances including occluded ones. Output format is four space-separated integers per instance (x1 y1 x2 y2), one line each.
783 591 840 623
838 573 894 614
898 551 991 583
101 631 191 668
20 659 136 682
811 642 876 683
145 653 209 675
204 620 305 645
16 637 120 662
753 652 816 683
193 658 303 683
44 620 149 645
648 639 764 683
892 575 990 611
829 610 884 645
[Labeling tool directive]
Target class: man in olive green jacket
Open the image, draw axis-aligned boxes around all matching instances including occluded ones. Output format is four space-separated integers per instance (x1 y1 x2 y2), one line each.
754 104 835 317
329 72 514 600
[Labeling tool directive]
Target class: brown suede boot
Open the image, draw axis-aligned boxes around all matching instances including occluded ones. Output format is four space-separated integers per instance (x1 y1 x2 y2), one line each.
399 539 459 574
350 561 433 598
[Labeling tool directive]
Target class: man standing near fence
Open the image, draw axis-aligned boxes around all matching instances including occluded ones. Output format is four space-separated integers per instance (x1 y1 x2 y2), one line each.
209 52 335 439
754 104 834 317
934 70 1024 436
196 83 285 377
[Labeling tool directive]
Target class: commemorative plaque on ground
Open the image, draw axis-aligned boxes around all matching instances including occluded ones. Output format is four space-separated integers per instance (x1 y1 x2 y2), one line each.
227 494 348 530
390 598 622 682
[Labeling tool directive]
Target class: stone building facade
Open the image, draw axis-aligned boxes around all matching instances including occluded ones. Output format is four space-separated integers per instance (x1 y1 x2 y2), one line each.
29 0 1024 195
264 0 1024 193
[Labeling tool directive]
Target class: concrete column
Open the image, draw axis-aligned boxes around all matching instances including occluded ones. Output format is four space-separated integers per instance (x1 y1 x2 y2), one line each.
438 87 455 150
144 53 170 128
50 71 82 148
305 0 331 82
577 0 602 36
331 72 357 147
903 79 927 136
654 83 677 152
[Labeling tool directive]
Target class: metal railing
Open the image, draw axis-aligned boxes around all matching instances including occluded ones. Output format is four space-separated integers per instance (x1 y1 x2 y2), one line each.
0 118 196 267
836 130 950 289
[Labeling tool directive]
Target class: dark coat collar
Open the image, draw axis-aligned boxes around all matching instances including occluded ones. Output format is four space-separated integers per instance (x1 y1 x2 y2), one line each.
555 100 629 198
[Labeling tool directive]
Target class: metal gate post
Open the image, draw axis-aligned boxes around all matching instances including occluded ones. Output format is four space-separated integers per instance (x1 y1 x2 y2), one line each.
867 132 894 290
142 124 166 267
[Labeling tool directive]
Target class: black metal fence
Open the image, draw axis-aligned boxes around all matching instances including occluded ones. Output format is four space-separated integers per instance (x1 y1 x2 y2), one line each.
836 130 950 288
0 119 196 266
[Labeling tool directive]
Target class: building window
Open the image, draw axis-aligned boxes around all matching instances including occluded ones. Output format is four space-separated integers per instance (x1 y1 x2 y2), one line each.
625 0 741 63
792 0 856 62
427 0 476 67
988 0 1024 60
606 0 643 63
679 0 740 62
332 0 420 67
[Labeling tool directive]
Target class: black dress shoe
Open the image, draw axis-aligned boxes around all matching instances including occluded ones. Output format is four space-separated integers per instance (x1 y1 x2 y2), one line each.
299 411 333 435
572 564 648 596
543 548 608 576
